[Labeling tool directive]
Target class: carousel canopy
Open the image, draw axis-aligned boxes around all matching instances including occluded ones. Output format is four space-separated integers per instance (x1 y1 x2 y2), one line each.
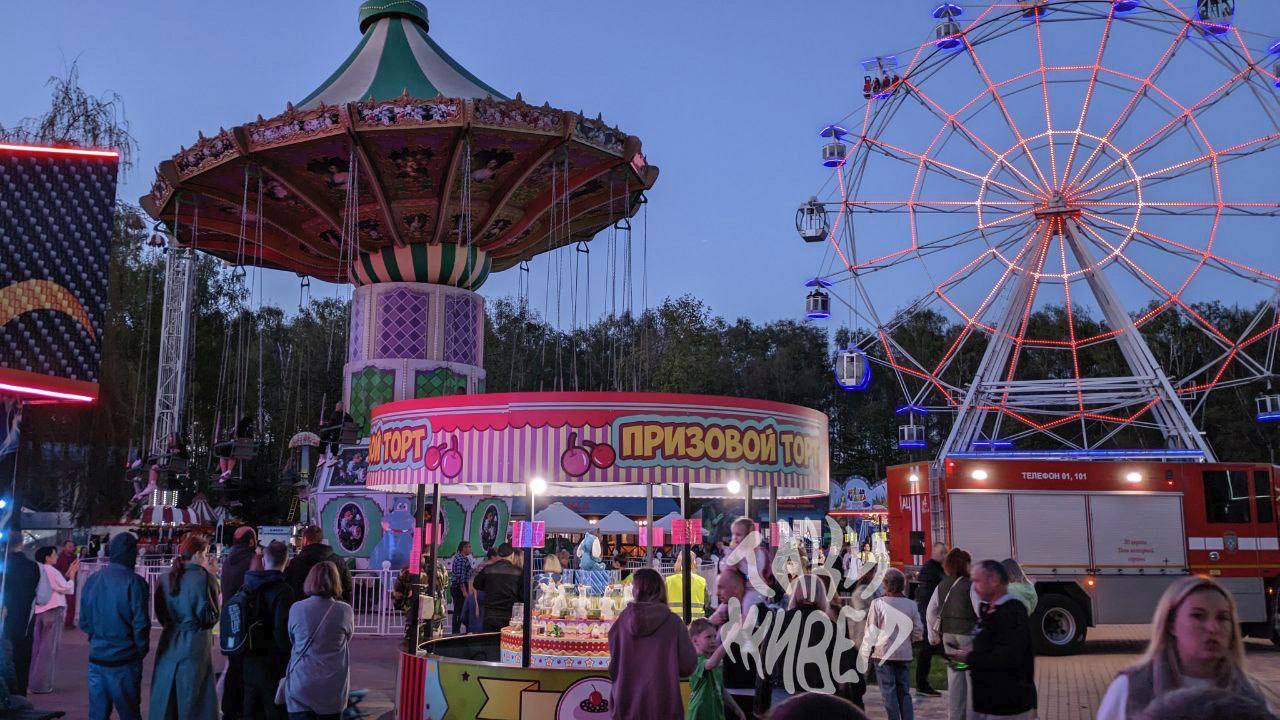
535 501 593 534
188 494 224 525
289 431 321 448
142 0 658 284
138 505 201 526
300 0 506 109
596 510 638 534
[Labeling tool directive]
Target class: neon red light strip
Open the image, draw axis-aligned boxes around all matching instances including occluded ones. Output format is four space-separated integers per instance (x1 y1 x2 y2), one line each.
1065 27 1186 191
0 382 94 402
0 143 119 159
1060 7 1114 191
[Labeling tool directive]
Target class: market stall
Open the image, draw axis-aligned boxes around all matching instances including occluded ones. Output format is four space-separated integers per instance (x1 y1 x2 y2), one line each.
364 391 829 719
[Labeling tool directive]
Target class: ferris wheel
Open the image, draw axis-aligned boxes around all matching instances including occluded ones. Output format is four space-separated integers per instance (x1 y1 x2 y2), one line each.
799 0 1280 461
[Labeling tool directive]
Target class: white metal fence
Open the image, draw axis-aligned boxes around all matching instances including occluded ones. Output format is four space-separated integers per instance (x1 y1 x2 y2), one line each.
77 558 406 636
76 553 717 636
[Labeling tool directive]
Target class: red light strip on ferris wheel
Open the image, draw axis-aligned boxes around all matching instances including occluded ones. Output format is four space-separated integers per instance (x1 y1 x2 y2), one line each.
1075 69 1254 194
1033 12 1059 187
962 33 1052 189
1056 219 1086 415
1060 8 1116 192
858 136 1040 200
1066 26 1187 191
929 222 1043 378
1083 210 1280 285
1071 217 1231 344
902 79 1043 193
1001 220 1057 403
1078 131 1280 199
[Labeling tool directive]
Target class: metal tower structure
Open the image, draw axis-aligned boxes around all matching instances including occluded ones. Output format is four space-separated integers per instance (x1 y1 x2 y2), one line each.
150 244 196 454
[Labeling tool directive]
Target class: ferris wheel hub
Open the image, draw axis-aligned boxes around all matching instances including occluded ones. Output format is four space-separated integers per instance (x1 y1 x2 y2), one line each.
1034 192 1080 222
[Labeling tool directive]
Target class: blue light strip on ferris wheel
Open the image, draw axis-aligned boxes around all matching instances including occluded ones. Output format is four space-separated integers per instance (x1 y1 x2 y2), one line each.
948 448 1207 460
1257 411 1280 423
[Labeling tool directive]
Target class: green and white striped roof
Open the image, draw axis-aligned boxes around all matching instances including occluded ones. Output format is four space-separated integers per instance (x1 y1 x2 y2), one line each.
299 0 507 110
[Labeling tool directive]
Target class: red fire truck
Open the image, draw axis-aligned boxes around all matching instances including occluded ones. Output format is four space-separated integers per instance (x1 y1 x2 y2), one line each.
886 457 1280 654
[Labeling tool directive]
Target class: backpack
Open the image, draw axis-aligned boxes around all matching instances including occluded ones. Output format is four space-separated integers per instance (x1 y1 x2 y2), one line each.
220 581 279 657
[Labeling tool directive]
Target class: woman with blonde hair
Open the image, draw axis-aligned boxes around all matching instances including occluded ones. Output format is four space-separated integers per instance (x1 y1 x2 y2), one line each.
150 532 220 719
1096 576 1268 719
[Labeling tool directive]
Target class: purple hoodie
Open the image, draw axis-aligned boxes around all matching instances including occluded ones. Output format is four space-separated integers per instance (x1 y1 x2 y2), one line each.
607 601 697 720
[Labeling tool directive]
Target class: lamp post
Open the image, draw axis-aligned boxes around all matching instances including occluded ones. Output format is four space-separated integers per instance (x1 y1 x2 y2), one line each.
522 476 546 668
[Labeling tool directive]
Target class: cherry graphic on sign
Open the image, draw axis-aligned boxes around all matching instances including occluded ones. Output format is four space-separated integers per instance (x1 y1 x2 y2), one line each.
561 432 591 477
589 441 615 470
423 442 442 471
440 437 463 479
560 432 616 477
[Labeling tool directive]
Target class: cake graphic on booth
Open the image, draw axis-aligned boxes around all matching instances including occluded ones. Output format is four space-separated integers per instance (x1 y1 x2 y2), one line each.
556 678 613 720
574 688 610 719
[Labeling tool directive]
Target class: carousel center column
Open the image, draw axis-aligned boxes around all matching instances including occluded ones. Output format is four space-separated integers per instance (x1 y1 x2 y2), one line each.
341 242 489 650
342 243 490 433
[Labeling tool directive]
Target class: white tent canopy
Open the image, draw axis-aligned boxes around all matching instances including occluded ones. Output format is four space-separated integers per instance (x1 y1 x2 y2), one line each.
535 502 593 533
652 511 684 530
596 511 638 534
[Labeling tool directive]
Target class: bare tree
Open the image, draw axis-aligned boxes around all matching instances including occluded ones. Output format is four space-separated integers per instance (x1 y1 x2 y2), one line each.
0 61 137 172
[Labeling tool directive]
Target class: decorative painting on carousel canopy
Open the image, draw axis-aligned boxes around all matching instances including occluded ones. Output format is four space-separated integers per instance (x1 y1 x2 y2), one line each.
363 393 829 497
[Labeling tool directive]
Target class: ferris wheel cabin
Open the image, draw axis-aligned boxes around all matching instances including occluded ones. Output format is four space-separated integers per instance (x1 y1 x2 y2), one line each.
1194 0 1235 36
796 198 829 243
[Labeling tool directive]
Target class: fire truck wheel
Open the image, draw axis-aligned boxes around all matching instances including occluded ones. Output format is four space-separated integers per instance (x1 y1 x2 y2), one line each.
1032 593 1086 656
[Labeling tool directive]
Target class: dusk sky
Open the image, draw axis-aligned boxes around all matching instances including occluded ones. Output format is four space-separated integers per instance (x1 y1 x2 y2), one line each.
6 1 1280 330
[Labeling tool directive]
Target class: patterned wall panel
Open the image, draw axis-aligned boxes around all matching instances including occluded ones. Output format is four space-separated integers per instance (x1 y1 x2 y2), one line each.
376 288 429 359
348 289 366 362
415 367 467 398
349 366 396 437
443 295 477 365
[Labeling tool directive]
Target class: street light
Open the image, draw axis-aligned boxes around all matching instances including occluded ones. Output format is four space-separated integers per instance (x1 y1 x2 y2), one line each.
726 478 742 495
529 476 548 495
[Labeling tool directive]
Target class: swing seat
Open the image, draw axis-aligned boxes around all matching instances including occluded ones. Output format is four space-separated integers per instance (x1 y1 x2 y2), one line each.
158 455 189 475
215 438 258 460
322 421 359 446
229 438 258 460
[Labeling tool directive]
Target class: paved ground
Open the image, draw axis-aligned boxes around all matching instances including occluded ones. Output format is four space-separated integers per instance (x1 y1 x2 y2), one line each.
31 625 1280 720
863 625 1280 720
40 628 402 719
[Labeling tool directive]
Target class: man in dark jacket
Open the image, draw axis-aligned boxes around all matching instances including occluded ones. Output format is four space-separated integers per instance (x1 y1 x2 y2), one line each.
914 541 946 695
220 526 260 720
2 534 39 696
241 540 296 720
956 559 1037 719
471 544 524 632
79 532 150 720
284 525 353 603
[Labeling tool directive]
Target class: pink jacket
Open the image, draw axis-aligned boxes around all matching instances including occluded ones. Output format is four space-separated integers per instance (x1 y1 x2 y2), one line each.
607 601 697 720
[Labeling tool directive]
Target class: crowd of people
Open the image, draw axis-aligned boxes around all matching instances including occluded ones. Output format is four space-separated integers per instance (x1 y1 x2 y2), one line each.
0 524 358 720
594 517 1275 720
0 513 1272 720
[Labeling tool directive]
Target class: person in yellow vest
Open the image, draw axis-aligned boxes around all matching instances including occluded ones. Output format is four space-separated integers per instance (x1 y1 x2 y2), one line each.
665 554 707 619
